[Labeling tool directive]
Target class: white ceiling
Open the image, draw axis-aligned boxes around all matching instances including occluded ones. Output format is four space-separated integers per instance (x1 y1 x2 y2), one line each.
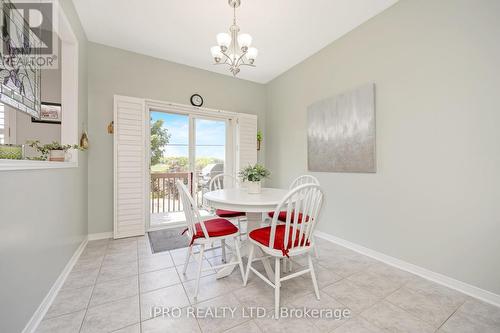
73 0 398 83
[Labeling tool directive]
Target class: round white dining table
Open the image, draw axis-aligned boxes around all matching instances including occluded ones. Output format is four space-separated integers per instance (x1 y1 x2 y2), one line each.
204 187 289 279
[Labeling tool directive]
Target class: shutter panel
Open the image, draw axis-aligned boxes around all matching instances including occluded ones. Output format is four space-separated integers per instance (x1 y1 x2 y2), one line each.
236 114 257 172
114 95 146 239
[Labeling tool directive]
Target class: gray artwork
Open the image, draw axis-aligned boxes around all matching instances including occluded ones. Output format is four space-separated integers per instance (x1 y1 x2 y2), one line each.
307 83 375 173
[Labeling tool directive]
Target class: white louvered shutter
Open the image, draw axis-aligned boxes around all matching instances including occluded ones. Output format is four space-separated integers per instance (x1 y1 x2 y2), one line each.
236 114 257 172
114 95 146 239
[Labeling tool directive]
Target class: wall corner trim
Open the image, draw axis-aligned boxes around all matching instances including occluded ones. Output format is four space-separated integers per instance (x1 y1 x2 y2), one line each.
22 237 88 333
314 230 500 307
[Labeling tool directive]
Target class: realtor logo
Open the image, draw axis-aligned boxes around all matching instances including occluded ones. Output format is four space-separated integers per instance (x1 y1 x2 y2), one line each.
1 0 58 68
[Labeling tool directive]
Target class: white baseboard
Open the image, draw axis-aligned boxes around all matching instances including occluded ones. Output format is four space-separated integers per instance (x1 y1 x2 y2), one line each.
22 238 88 333
88 232 113 240
315 230 500 307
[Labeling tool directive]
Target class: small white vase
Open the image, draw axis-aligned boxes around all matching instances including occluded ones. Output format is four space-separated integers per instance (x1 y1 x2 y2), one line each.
49 149 65 162
247 181 261 194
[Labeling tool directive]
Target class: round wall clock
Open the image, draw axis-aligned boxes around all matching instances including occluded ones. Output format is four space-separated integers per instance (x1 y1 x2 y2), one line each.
190 94 204 107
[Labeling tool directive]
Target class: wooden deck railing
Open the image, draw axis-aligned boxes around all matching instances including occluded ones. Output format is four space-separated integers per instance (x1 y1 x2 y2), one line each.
150 172 193 213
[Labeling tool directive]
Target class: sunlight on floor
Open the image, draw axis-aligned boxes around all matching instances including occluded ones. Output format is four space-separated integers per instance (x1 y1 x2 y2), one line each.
151 209 212 227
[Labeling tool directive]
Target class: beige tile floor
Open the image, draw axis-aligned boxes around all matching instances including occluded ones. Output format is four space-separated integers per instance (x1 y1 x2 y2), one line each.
35 235 500 333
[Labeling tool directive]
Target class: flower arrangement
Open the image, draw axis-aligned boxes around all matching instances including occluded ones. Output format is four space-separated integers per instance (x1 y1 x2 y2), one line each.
239 164 270 194
239 163 270 182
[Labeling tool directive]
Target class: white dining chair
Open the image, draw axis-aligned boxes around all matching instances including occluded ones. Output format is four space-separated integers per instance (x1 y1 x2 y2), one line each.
288 175 320 189
266 174 321 263
244 183 324 319
209 174 247 245
176 180 245 300
266 175 320 222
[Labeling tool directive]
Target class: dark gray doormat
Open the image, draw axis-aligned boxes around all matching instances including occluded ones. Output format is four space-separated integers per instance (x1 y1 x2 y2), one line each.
148 227 190 253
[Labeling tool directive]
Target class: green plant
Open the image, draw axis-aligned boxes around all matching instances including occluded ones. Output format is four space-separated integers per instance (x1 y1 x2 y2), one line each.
257 130 263 142
239 163 270 182
27 140 84 160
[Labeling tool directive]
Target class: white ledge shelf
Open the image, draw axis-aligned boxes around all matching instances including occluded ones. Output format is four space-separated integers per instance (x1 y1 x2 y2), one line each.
0 159 78 171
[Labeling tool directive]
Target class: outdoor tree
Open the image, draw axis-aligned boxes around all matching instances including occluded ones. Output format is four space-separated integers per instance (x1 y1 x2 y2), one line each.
150 119 170 165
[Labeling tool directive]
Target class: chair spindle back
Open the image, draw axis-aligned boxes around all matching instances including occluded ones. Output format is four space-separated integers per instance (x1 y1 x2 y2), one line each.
269 184 324 255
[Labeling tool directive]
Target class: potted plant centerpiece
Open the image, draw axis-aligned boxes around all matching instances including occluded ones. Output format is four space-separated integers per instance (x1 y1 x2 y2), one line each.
27 140 84 161
239 164 270 194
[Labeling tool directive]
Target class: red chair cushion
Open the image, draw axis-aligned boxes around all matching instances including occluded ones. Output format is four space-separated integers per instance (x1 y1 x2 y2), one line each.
216 209 246 218
184 218 238 245
249 224 310 257
268 211 310 223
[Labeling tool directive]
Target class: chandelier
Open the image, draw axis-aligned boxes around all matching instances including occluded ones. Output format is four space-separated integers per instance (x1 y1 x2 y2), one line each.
210 0 258 76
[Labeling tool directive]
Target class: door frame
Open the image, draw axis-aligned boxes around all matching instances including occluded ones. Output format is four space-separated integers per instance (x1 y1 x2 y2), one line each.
145 100 238 231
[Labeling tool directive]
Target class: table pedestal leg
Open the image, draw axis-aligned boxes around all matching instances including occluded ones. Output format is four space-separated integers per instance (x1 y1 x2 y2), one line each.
216 212 274 280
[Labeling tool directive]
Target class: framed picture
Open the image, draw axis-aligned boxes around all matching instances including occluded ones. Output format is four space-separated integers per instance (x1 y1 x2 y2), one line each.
32 102 62 124
307 83 376 173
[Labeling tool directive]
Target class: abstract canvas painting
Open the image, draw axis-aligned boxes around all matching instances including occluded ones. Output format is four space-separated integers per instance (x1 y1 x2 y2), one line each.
307 83 376 173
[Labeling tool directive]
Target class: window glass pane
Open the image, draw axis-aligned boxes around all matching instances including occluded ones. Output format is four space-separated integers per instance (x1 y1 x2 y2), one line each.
195 118 225 179
160 145 189 172
151 112 188 145
150 111 189 173
195 119 226 169
195 118 226 208
195 119 226 145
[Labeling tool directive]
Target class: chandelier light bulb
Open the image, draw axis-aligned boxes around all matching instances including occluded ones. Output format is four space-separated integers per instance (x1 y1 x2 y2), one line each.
247 47 258 62
211 46 223 62
216 33 231 50
237 33 252 51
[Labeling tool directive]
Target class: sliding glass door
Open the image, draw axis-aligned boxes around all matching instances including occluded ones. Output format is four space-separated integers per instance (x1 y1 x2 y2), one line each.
149 111 229 228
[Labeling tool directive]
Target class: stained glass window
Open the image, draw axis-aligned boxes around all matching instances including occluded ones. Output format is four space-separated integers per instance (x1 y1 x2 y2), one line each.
0 0 41 118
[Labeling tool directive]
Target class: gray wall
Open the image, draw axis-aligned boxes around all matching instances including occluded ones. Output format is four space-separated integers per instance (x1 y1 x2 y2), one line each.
0 0 88 332
87 42 267 234
266 0 500 295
